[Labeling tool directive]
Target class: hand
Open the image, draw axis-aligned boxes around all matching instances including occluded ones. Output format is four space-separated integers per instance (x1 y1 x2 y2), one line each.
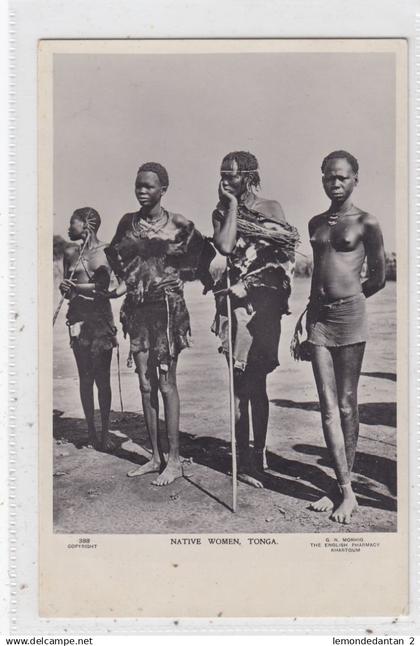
305 314 315 336
105 281 127 299
229 282 247 299
218 181 238 206
59 279 77 296
104 288 122 300
170 278 184 292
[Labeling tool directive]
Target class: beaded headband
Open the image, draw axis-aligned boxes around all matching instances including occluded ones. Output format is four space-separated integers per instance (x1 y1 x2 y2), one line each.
220 169 259 174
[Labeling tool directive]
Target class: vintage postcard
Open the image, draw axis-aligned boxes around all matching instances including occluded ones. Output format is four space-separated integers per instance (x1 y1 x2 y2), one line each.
38 38 408 618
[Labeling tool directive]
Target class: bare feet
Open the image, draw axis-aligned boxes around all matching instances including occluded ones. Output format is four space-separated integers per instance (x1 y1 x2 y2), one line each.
99 433 118 453
237 451 265 488
253 448 267 473
330 484 358 524
308 495 334 512
87 430 98 449
152 460 183 486
262 448 268 471
127 458 161 478
237 471 264 489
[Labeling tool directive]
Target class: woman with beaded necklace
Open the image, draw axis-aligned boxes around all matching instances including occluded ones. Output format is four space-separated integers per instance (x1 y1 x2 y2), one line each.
106 162 214 486
306 150 386 524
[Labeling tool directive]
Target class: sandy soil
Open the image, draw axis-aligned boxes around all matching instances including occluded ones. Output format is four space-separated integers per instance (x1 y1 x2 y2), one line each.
53 278 397 534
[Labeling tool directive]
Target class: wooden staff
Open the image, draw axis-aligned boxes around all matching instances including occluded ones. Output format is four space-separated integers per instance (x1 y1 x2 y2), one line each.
52 235 90 326
116 343 124 413
225 266 237 512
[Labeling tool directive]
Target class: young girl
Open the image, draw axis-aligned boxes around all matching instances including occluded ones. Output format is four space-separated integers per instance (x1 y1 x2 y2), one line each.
59 207 117 451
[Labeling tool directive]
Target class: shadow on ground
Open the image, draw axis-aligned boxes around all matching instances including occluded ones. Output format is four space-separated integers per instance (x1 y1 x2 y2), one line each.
270 398 397 428
361 371 397 382
53 408 397 513
293 444 397 510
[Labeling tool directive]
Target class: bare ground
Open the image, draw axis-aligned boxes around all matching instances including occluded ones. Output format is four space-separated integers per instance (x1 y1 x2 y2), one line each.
53 278 397 534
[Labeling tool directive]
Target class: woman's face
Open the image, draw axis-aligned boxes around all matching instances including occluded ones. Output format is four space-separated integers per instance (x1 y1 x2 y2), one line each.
322 158 358 204
220 160 248 199
135 171 167 208
68 215 85 241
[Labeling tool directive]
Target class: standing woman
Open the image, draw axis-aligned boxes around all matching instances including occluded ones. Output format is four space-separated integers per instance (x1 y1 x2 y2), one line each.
212 151 298 488
306 150 386 524
106 162 214 486
59 208 117 451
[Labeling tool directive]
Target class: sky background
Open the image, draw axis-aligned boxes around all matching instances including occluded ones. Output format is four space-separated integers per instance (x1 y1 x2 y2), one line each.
54 52 396 255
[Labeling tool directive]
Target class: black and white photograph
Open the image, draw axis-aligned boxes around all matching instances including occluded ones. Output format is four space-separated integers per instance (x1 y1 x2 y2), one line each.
50 41 401 536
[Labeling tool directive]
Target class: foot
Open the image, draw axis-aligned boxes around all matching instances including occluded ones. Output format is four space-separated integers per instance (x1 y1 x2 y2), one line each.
308 495 334 512
253 448 267 473
99 433 118 453
152 460 183 486
127 458 161 478
87 430 98 449
237 451 265 488
237 470 264 488
263 448 268 471
330 484 358 524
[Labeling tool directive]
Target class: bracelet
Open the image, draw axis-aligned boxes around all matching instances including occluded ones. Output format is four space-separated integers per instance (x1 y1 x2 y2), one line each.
241 278 249 293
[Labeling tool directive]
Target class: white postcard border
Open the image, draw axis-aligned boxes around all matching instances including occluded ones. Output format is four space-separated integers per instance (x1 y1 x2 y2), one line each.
8 0 419 634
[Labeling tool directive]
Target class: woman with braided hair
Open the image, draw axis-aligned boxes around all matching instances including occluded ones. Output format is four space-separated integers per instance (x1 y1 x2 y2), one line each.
59 207 117 451
212 151 299 488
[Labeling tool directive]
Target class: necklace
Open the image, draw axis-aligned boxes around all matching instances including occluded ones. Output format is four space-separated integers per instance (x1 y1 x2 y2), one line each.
132 208 168 238
326 207 354 227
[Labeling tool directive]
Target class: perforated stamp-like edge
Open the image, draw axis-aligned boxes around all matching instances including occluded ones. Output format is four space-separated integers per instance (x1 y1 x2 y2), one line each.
6 3 419 635
8 6 16 637
414 11 420 632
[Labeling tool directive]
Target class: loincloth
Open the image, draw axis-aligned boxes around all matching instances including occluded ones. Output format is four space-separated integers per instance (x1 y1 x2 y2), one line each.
67 295 116 357
212 288 283 374
307 292 368 347
121 291 191 370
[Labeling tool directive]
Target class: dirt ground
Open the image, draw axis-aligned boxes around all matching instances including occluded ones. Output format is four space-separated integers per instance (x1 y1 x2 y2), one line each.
53 278 397 534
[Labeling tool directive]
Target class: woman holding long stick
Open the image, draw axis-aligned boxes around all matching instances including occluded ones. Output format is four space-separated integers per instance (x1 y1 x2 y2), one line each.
306 150 386 524
212 151 298 488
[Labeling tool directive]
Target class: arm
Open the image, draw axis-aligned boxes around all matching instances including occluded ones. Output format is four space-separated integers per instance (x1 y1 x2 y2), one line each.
105 214 131 280
61 265 113 297
362 213 386 298
169 214 195 255
306 217 319 334
109 214 131 248
62 247 70 279
213 203 246 295
59 245 78 297
211 182 238 255
71 283 95 296
171 218 216 291
307 217 318 301
107 281 127 299
79 266 111 294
